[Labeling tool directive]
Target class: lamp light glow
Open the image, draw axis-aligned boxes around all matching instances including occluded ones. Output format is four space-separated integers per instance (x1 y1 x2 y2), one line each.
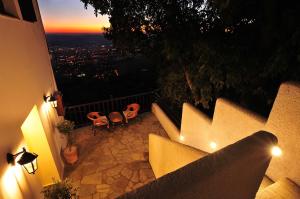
271 146 282 157
43 94 57 108
179 135 185 141
210 142 217 150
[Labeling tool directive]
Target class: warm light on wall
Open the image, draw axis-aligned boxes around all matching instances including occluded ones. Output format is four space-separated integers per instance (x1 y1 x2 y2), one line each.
179 135 185 141
271 146 282 157
41 101 51 113
210 142 217 150
1 166 23 199
21 105 60 185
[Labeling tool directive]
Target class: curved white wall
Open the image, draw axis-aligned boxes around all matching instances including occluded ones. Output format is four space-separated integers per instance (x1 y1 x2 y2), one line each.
156 82 300 186
263 83 300 185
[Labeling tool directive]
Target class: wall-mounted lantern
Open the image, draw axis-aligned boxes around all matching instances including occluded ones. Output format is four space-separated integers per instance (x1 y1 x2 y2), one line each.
44 94 58 108
7 147 38 174
44 91 65 116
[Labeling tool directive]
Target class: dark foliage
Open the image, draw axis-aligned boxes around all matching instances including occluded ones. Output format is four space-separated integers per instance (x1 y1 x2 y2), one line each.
81 0 300 116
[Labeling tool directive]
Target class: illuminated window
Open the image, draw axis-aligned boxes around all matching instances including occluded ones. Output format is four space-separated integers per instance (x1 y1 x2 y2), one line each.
18 0 37 22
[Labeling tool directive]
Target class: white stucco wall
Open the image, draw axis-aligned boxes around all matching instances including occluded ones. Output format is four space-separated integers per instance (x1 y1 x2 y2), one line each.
263 83 300 185
0 1 63 198
180 99 266 153
179 82 300 185
211 99 266 149
154 82 300 186
180 103 213 152
152 103 180 141
149 134 207 178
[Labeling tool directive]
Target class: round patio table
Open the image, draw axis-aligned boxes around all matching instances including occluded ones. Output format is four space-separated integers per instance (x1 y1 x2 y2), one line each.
108 111 123 124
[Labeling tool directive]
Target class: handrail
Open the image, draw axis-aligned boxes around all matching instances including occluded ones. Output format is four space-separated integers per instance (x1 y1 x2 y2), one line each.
66 89 159 109
64 90 159 127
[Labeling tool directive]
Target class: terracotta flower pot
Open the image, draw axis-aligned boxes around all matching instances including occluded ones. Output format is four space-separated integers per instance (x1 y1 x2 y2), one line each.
63 146 78 165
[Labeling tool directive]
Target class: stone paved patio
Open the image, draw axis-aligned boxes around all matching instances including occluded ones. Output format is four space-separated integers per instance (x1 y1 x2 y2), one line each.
65 113 168 199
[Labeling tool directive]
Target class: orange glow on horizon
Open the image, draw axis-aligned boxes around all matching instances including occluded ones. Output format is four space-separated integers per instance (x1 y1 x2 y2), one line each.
41 13 110 34
45 28 104 34
42 14 110 34
44 24 108 34
39 0 110 34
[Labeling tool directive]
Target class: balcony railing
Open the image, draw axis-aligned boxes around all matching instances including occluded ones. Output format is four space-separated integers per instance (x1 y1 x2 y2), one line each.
64 90 159 127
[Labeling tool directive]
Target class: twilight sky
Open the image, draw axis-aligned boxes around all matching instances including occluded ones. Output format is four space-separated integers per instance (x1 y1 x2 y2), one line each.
38 0 110 33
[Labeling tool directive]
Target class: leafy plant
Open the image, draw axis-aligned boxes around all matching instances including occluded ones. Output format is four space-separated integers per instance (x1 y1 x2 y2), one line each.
57 120 75 147
57 120 75 134
41 178 78 199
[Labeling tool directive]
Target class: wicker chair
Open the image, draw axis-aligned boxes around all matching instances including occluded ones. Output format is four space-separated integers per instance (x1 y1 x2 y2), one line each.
87 112 109 135
123 103 140 123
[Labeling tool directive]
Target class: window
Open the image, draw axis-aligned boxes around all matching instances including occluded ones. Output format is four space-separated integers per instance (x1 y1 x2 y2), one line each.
0 0 5 14
18 0 37 22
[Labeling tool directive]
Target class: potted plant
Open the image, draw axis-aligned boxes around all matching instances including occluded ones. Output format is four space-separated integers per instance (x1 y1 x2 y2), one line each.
57 120 78 164
42 178 78 199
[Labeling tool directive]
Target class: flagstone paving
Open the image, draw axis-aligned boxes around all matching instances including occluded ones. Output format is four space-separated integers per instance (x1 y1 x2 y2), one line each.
64 113 168 199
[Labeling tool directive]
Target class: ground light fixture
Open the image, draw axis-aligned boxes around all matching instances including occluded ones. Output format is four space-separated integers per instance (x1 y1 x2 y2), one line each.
7 147 38 174
179 135 185 141
210 141 217 150
271 146 282 157
44 94 57 108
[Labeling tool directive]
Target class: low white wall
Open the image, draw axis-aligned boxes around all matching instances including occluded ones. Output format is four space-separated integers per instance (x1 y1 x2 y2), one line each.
154 82 300 186
180 103 212 152
179 82 300 185
181 100 266 153
211 99 266 149
149 134 207 178
152 103 180 141
263 83 300 185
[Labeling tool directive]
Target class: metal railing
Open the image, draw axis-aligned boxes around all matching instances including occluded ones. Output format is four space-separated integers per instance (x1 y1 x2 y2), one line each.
64 90 159 127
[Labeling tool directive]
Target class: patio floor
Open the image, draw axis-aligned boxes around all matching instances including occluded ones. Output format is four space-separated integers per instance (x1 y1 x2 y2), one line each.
65 113 168 199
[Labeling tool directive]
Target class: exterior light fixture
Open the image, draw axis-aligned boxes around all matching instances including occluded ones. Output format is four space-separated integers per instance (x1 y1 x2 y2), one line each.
210 142 217 150
179 135 185 141
44 94 57 108
271 146 282 157
7 148 38 174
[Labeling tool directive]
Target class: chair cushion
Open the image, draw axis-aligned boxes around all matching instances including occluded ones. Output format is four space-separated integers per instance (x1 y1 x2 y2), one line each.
256 178 300 199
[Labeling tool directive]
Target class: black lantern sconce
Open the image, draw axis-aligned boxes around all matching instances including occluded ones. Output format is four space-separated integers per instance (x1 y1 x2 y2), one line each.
44 94 58 108
7 148 38 174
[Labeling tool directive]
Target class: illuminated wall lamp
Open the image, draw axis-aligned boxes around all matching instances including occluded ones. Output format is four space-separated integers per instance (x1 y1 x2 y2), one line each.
7 148 38 174
44 94 57 108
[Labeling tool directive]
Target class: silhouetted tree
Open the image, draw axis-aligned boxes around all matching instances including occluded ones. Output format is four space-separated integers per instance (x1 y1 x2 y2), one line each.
81 0 300 115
